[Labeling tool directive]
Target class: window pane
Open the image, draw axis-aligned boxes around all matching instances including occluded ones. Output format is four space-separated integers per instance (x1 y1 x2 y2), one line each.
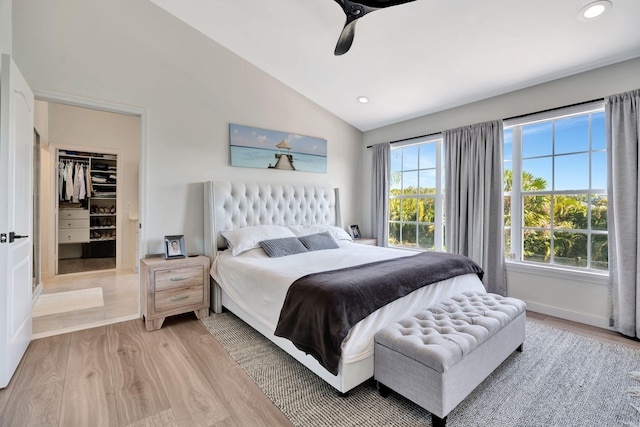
403 145 419 170
401 199 417 221
554 231 587 268
504 196 511 227
401 223 416 247
523 230 550 263
418 224 434 250
402 171 418 193
391 149 402 172
523 195 550 227
554 195 588 230
522 122 552 158
522 158 551 191
555 153 589 191
390 172 401 192
389 222 400 246
504 128 513 162
592 151 606 190
419 170 436 194
419 143 436 169
418 198 435 222
389 198 401 221
591 112 605 150
591 234 608 270
555 115 589 154
590 195 607 231
504 227 512 257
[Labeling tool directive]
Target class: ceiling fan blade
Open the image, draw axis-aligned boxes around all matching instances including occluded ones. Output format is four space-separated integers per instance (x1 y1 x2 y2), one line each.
334 20 357 56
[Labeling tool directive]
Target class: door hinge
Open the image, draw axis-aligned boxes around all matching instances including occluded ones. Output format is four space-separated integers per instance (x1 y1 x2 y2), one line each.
0 233 6 243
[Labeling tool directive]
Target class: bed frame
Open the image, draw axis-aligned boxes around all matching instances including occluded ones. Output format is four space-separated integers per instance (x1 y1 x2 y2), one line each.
203 180 374 393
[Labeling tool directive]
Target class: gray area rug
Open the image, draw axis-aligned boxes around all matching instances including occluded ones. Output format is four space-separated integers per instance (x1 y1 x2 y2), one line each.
202 313 640 426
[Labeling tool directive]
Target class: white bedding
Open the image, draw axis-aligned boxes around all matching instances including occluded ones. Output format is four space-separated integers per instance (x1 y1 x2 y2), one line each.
211 241 486 366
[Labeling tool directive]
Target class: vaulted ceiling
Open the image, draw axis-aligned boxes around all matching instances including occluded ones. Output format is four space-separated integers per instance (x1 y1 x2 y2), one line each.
149 0 640 131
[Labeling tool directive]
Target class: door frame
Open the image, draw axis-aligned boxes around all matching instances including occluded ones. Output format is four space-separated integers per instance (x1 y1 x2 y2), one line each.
34 89 147 317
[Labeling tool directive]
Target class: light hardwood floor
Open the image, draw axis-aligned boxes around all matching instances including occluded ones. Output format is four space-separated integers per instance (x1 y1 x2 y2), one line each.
32 270 139 339
2 311 638 426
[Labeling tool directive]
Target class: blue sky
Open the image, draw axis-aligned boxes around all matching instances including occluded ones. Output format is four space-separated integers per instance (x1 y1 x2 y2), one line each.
230 123 327 157
392 111 606 193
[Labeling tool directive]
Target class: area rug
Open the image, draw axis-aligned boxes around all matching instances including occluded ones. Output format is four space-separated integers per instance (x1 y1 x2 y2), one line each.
32 287 104 318
202 312 640 426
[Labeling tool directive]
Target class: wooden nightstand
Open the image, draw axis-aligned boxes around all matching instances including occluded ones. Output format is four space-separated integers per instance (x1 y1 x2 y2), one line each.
140 255 210 331
354 238 378 246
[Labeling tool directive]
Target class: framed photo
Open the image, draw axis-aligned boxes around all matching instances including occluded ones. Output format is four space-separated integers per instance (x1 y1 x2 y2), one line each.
164 235 186 259
349 224 361 239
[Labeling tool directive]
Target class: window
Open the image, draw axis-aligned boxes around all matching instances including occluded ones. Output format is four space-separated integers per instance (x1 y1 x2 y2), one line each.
504 102 607 271
389 136 444 250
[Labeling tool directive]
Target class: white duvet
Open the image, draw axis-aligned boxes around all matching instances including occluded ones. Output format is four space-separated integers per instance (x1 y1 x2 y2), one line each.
211 241 486 365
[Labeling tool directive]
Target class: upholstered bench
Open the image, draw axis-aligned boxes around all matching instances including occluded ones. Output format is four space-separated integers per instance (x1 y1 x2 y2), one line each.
374 291 526 427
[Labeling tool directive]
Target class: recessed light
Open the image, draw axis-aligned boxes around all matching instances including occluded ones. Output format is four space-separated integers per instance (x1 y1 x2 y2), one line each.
357 96 369 104
578 0 612 21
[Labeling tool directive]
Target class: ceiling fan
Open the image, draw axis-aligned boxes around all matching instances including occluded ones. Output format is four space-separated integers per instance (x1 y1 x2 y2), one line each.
332 0 417 56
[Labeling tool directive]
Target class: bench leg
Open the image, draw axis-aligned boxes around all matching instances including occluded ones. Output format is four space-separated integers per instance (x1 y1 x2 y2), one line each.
432 414 447 427
376 381 390 398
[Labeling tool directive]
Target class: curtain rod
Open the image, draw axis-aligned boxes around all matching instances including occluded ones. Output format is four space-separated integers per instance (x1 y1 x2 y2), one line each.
366 97 604 149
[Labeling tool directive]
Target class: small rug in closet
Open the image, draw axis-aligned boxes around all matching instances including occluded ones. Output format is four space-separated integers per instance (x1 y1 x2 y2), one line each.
32 287 104 318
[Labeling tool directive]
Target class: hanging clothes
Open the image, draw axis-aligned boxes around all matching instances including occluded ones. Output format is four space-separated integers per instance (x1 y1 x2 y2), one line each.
65 161 73 201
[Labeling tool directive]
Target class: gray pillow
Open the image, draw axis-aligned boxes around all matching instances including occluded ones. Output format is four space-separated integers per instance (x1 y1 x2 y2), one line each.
259 236 308 258
298 231 340 251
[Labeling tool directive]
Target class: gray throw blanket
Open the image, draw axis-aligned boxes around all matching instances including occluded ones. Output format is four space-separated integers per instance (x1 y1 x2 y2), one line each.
274 251 484 375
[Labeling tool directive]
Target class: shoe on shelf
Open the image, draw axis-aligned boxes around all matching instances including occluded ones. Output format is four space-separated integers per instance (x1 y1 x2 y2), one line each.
110 205 116 214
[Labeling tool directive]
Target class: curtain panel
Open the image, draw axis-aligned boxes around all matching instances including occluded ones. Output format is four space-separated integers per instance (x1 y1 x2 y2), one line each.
606 89 640 338
444 120 505 295
371 142 390 247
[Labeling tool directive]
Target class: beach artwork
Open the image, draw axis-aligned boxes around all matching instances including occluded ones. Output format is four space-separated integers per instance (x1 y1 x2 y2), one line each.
229 124 327 173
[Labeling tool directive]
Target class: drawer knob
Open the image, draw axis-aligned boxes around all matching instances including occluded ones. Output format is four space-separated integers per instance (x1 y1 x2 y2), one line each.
170 295 189 302
170 276 189 281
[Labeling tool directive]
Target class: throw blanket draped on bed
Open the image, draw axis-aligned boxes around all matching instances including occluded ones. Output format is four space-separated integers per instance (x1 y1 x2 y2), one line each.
274 251 484 375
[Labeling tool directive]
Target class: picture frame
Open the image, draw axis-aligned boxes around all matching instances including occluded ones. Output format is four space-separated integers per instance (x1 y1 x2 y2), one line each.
349 224 361 239
164 235 186 259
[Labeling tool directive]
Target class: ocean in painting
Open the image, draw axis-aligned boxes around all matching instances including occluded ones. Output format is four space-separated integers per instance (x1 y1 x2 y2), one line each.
229 123 327 174
230 146 327 173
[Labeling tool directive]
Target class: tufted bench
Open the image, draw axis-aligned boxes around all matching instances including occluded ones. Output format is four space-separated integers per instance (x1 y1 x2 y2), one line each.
374 291 526 427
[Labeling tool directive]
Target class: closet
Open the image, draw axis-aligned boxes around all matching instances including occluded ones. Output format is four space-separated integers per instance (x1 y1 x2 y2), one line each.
57 149 118 274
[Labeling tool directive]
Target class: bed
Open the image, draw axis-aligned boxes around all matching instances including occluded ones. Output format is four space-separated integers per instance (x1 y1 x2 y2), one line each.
203 180 486 393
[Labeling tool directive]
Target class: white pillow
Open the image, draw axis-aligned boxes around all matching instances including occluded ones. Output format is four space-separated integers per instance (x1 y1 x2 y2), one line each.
287 224 353 242
221 225 296 256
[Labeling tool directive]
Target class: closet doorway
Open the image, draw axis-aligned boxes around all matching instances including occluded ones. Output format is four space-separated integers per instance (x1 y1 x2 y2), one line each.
33 99 142 338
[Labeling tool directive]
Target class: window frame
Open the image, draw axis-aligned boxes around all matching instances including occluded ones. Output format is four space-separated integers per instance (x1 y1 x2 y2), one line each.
388 135 445 251
504 100 608 275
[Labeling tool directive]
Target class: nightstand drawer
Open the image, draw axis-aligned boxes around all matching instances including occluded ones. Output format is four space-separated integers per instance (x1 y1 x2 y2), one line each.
155 285 204 311
154 266 204 291
59 228 90 243
59 219 90 229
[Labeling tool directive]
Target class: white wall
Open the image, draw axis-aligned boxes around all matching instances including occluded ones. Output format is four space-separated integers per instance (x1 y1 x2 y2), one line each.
363 58 640 328
12 0 363 256
0 0 10 55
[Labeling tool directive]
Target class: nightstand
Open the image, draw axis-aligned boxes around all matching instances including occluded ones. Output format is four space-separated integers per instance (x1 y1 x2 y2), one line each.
140 255 210 331
354 238 378 246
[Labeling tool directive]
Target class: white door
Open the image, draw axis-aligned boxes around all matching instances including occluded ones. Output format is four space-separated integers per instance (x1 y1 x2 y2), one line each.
0 54 34 388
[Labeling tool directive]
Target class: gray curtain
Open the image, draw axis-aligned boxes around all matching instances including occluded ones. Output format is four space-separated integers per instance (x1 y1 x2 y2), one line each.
606 89 640 338
444 120 505 294
371 142 390 247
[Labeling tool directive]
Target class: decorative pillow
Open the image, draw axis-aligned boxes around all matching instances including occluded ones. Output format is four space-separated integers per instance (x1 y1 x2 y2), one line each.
298 231 340 251
221 225 296 256
259 237 308 258
287 224 353 242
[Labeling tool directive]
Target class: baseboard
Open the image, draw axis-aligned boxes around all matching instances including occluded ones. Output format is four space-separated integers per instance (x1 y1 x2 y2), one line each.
524 300 611 330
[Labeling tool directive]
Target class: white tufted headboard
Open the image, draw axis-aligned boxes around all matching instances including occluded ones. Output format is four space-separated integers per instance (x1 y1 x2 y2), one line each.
203 180 342 259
